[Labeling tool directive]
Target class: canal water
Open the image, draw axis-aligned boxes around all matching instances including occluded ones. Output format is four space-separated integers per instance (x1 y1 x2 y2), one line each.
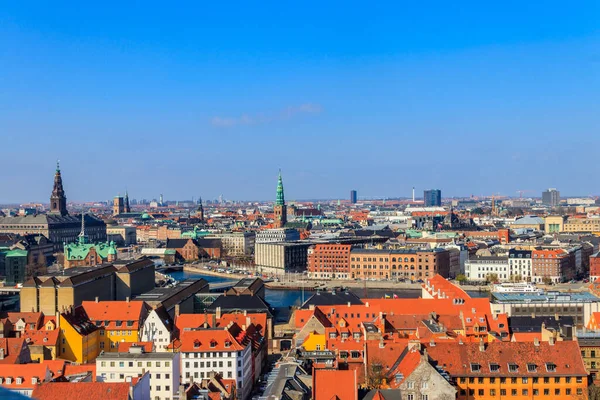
167 270 489 308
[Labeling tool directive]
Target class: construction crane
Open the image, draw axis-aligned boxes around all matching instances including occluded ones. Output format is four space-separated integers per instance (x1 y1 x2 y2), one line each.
516 190 533 199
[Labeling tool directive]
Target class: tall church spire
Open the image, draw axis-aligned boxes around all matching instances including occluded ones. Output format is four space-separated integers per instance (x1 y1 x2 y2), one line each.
50 160 68 216
274 170 287 227
276 169 285 206
78 212 88 244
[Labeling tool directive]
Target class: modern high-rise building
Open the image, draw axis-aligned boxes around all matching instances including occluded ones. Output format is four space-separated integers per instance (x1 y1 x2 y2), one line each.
350 190 357 204
542 188 560 207
424 189 442 207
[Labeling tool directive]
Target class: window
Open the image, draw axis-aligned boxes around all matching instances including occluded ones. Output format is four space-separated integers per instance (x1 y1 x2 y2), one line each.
490 377 495 384
527 363 537 373
500 389 506 396
554 377 560 383
489 363 500 372
555 389 560 396
522 389 528 396
508 363 518 372
470 363 481 372
478 389 484 396
522 377 528 384
546 363 556 372
421 382 428 389
533 389 539 396
544 389 550 395
407 395 414 400
511 389 517 396
407 381 414 389
478 377 484 384
490 389 496 396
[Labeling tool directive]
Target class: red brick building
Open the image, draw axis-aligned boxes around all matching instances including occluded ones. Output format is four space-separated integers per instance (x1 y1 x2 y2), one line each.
307 244 352 279
531 249 573 283
166 238 222 261
591 252 600 281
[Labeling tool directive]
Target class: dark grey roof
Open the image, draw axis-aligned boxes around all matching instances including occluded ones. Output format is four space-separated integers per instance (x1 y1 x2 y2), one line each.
196 238 221 248
207 294 272 317
509 316 574 333
362 390 403 400
301 290 363 309
166 238 193 248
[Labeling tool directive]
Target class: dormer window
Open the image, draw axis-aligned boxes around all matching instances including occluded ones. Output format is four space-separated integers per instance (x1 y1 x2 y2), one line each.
6 377 12 384
224 341 231 348
489 363 500 372
31 377 38 385
341 332 349 339
210 340 217 348
116 321 123 327
470 363 481 372
479 317 485 323
329 332 337 339
508 364 518 373
353 332 361 340
193 340 200 349
546 363 556 372
127 321 134 327
104 320 110 326
499 324 505 329
466 318 472 323
527 364 537 373
0 377 3 384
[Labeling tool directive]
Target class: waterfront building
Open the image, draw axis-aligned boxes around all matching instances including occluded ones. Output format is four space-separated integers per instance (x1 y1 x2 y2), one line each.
531 248 573 283
273 171 287 228
465 255 510 282
349 248 450 280
491 291 600 327
254 242 310 276
255 228 299 244
206 232 255 256
423 189 442 207
97 345 180 400
307 244 352 279
542 188 560 207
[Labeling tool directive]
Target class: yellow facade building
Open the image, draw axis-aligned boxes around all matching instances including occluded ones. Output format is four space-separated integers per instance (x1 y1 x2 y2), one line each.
58 307 100 363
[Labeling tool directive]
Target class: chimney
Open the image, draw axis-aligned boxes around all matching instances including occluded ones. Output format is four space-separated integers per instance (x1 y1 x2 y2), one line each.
347 302 351 307
531 312 535 319
309 304 315 311
365 302 370 307
126 297 130 303
211 314 216 327
459 337 463 345
243 310 247 316
216 307 222 320
174 304 180 317
0 348 4 359
95 297 99 303
246 316 251 328
479 338 485 352
534 337 540 346
549 336 555 346
555 313 559 321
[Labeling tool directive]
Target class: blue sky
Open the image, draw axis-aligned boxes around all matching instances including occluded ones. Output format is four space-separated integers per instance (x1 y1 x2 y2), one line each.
1 2 598 203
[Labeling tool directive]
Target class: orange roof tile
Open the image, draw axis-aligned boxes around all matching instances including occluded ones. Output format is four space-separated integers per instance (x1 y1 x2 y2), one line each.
179 329 245 352
81 300 148 330
0 338 27 364
313 369 357 400
31 381 133 400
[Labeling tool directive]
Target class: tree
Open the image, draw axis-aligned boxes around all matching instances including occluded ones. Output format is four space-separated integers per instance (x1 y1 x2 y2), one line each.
486 273 499 284
589 383 600 400
542 276 553 286
456 274 467 284
366 359 387 389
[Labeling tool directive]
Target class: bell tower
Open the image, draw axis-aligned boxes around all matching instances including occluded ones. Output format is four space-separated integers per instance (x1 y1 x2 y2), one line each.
273 170 287 228
50 161 68 216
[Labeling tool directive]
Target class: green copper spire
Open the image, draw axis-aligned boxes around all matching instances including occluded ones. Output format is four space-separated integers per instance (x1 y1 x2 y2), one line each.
56 160 60 172
276 170 285 206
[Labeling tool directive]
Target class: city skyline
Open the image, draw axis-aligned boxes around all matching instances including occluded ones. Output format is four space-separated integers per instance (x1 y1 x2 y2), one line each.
1 2 599 202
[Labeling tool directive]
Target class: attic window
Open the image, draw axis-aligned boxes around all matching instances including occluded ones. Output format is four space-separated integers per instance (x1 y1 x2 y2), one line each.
479 317 485 323
210 340 217 348
329 333 337 339
116 321 123 327
470 363 481 372
508 364 518 373
351 351 361 359
127 321 134 327
340 351 349 359
224 341 231 348
6 377 12 384
104 320 110 326
95 321 102 327
527 364 537 373
546 363 556 372
0 378 3 384
193 340 200 349
31 377 38 385
466 318 472 323
499 324 505 329
489 363 500 372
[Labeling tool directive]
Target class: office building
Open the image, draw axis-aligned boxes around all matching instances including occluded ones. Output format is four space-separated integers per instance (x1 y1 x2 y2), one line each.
350 190 357 204
255 228 300 244
254 242 310 276
423 189 442 207
542 188 560 207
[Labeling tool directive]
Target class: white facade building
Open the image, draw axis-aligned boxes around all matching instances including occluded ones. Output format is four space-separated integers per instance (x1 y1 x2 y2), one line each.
97 346 180 400
508 249 533 281
465 255 510 281
206 232 255 256
255 228 300 244
141 308 172 352
180 329 254 400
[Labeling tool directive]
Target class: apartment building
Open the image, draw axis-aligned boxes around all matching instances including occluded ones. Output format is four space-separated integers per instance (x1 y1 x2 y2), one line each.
508 249 532 281
179 329 253 400
465 256 510 282
531 249 573 283
97 345 180 400
206 232 255 256
255 228 299 244
254 242 310 276
349 248 450 281
307 244 352 279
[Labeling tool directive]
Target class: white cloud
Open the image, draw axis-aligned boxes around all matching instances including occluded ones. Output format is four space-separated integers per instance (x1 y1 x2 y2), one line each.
211 103 323 127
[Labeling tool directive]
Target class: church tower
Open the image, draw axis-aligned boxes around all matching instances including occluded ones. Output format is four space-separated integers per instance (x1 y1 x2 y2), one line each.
113 195 124 216
50 161 68 216
197 197 205 221
124 190 131 213
273 170 287 228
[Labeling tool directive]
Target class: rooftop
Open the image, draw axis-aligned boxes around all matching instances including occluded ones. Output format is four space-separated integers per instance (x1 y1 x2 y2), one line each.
492 291 599 303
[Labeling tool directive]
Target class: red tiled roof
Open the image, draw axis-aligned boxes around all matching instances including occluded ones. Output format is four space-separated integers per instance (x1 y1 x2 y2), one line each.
117 342 154 353
31 381 132 399
22 329 60 346
389 347 422 387
62 363 97 381
81 300 147 330
0 363 51 390
179 329 245 352
0 338 27 364
313 369 358 400
425 341 587 376
6 312 43 329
